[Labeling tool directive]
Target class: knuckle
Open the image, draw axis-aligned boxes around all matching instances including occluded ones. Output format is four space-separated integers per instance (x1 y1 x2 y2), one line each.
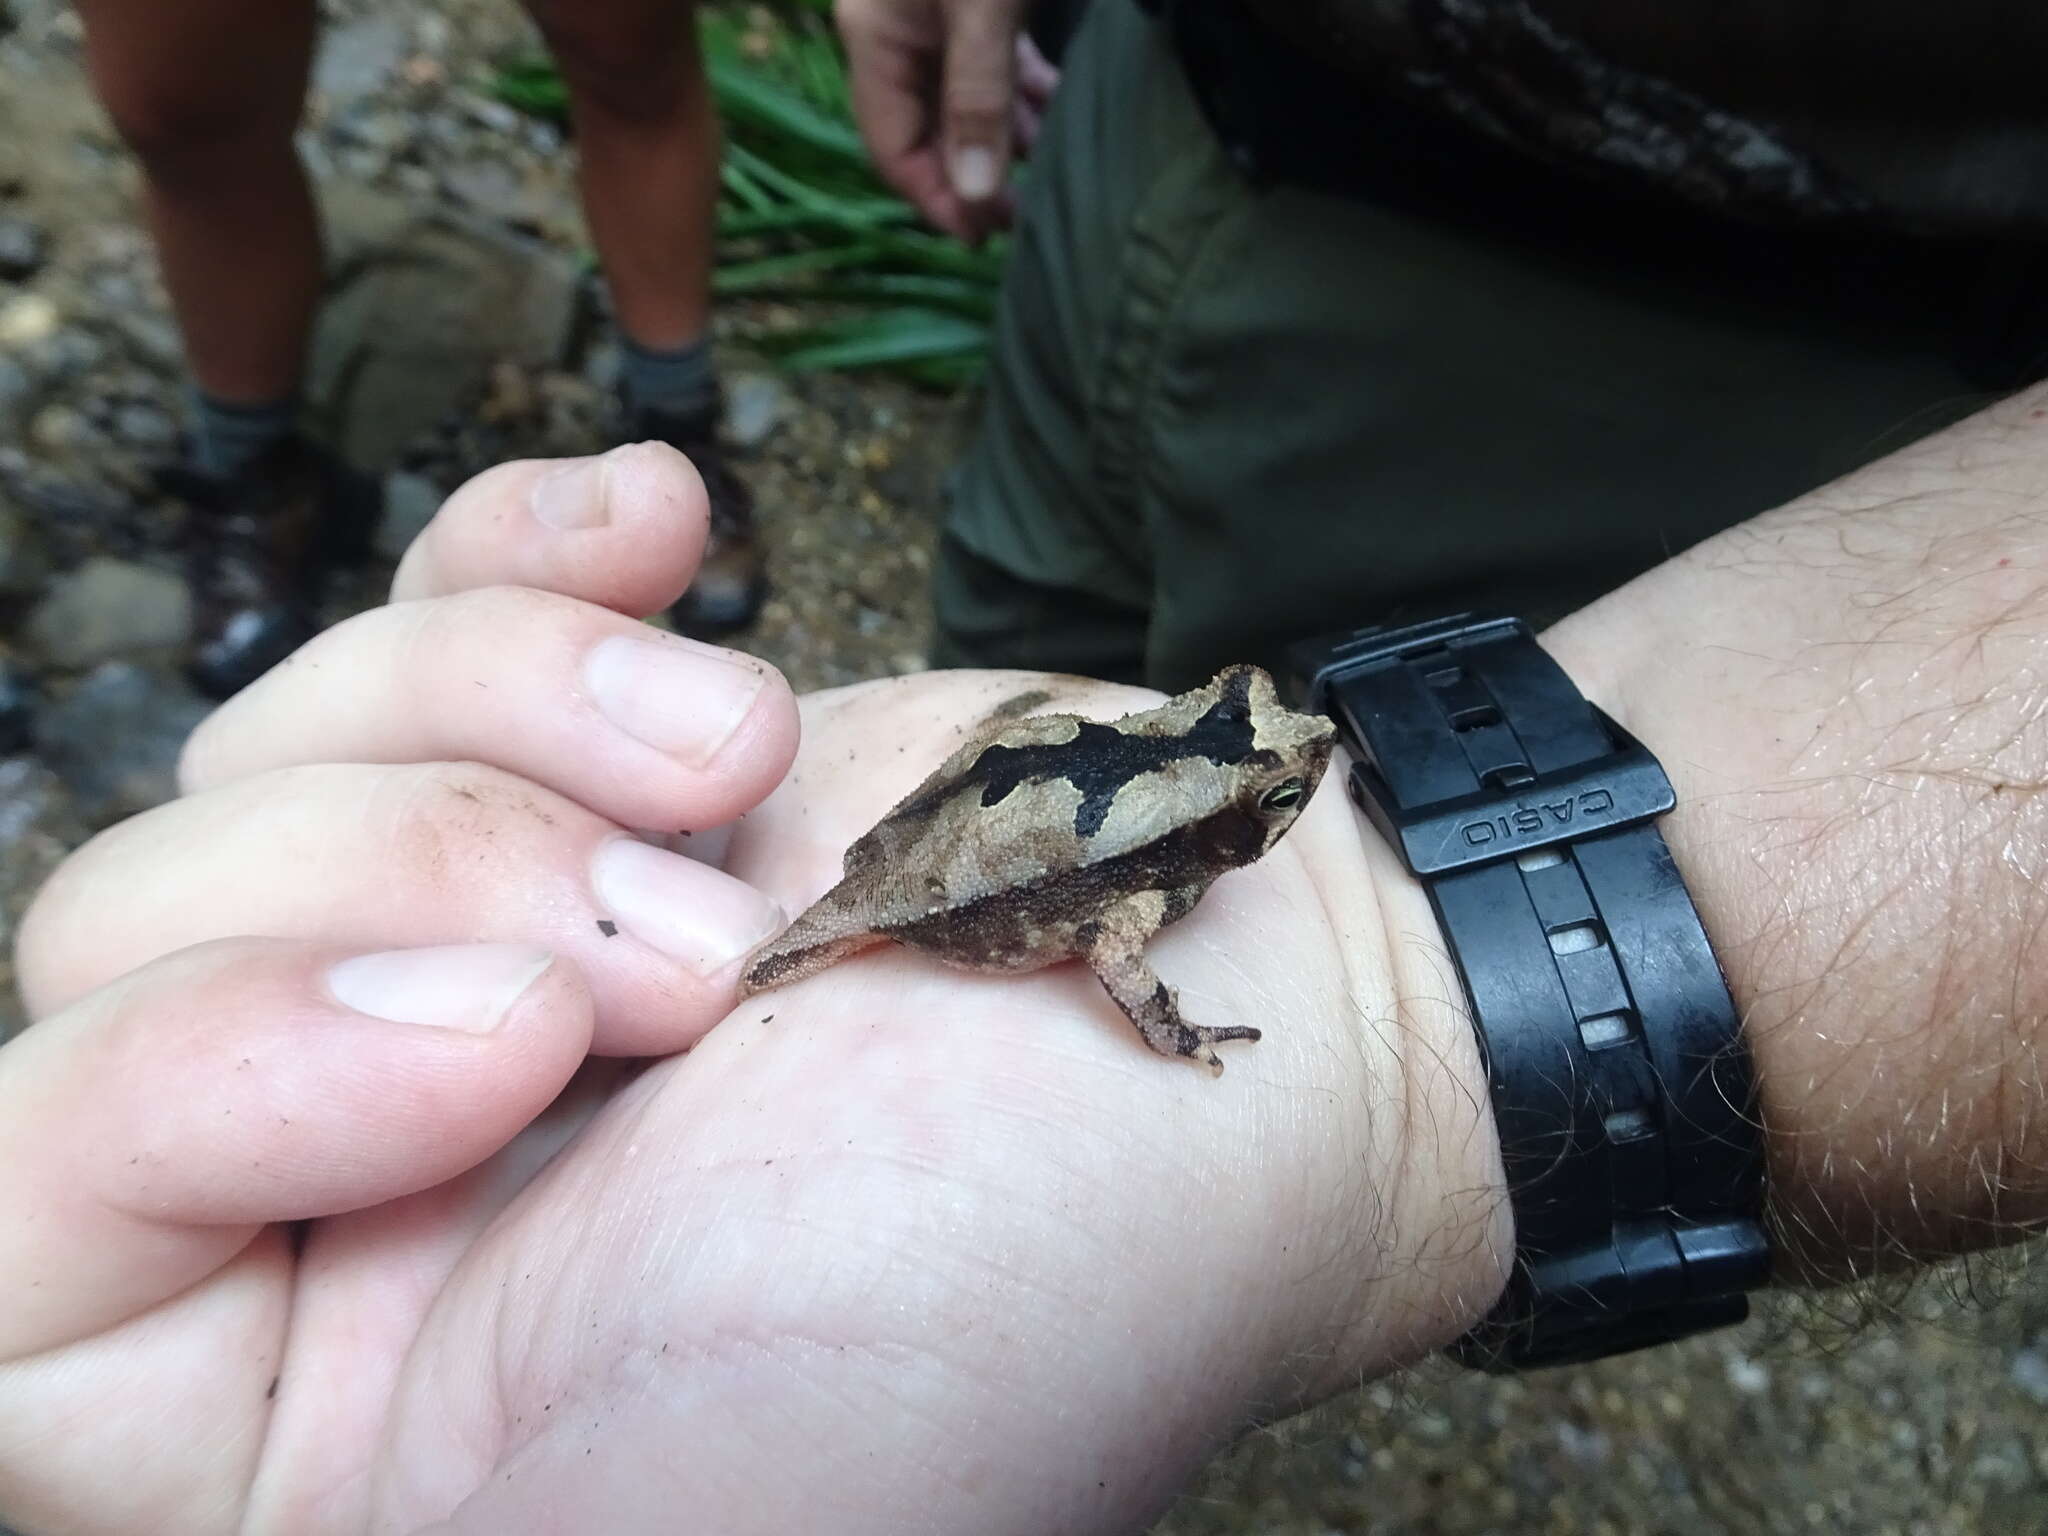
89 939 264 1087
943 93 1009 134
401 584 577 680
393 758 537 824
382 761 565 901
944 73 1012 113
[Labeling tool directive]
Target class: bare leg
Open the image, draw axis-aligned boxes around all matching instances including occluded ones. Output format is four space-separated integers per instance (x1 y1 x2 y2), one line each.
519 0 769 637
76 0 320 405
521 0 720 351
1077 892 1261 1074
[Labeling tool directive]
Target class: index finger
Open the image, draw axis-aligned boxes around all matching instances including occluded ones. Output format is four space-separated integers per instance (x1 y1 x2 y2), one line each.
842 25 977 239
391 442 709 615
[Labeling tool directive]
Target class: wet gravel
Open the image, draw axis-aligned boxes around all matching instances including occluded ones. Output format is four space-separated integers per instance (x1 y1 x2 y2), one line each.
0 0 2042 1530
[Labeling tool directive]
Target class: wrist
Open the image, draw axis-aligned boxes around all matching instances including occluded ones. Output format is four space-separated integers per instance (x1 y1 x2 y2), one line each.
1286 612 1775 1387
1272 767 1510 1400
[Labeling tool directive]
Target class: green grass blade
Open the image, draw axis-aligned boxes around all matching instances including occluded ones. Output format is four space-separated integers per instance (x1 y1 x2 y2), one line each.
786 274 1000 318
719 159 779 214
717 200 914 237
721 140 878 220
771 308 988 371
705 55 870 169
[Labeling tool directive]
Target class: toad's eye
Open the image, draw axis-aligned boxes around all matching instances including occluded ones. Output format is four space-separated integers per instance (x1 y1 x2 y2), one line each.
1258 779 1304 813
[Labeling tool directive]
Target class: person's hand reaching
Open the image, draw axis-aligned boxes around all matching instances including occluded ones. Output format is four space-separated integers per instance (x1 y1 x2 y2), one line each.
0 444 1505 1535
838 0 1061 241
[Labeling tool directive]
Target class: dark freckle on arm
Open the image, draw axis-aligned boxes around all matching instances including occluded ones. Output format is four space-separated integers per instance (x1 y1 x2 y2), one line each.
597 919 618 937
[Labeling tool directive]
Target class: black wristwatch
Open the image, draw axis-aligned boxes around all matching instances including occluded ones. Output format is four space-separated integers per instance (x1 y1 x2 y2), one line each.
1290 615 1771 1370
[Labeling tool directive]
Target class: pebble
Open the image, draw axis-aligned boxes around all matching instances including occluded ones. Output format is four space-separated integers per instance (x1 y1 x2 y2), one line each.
104 309 182 369
32 661 210 825
413 12 452 55
1724 1354 1772 1395
313 16 408 105
111 401 177 451
2011 1344 2048 1406
341 107 413 153
583 340 623 394
24 326 107 381
458 91 522 137
440 158 536 222
0 213 49 281
26 556 194 668
0 292 59 346
0 757 88 1039
0 496 52 597
87 269 142 311
479 359 536 423
726 372 792 450
29 403 98 455
1555 1421 1612 1467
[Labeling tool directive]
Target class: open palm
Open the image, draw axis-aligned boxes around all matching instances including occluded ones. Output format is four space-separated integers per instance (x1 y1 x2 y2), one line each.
0 447 1489 1535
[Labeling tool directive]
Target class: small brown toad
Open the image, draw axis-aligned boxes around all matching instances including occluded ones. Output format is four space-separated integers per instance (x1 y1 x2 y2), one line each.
739 666 1337 1073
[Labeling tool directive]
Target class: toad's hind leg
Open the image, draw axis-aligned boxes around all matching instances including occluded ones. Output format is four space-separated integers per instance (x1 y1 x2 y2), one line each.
1075 891 1260 1076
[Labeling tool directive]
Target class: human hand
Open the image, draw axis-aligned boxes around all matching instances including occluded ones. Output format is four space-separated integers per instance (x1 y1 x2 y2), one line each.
0 445 1507 1534
838 0 1061 241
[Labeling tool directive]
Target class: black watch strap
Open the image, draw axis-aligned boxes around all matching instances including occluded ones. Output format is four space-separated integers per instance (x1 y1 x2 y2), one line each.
1290 615 1771 1370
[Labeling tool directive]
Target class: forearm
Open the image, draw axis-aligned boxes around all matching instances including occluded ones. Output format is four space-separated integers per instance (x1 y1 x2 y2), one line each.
1307 381 2048 1404
1546 383 2048 1274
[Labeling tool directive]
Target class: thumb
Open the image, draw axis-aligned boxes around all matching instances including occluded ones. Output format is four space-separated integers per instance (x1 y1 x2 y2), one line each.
942 0 1023 202
0 938 592 1363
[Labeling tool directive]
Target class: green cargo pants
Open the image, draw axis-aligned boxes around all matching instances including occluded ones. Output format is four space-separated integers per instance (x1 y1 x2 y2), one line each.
934 0 1998 692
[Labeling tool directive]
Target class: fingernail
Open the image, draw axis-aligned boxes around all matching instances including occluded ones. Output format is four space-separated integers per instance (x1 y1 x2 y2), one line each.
591 838 784 979
531 452 615 530
585 633 769 768
951 145 999 200
327 943 554 1033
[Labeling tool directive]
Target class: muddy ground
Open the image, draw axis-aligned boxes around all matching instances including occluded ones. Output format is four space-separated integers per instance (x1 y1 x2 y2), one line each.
0 1 2043 1531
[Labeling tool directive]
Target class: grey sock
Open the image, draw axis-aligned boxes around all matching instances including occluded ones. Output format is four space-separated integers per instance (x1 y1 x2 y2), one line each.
619 335 719 423
190 390 298 479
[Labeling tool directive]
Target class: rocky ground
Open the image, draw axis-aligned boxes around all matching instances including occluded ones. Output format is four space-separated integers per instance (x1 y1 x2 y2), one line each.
0 1 2044 1531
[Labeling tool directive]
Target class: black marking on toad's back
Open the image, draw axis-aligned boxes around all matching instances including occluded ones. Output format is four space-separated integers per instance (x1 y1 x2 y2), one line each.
958 671 1261 838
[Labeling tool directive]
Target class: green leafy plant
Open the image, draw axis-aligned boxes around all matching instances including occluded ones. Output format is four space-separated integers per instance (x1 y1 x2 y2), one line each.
494 4 1006 386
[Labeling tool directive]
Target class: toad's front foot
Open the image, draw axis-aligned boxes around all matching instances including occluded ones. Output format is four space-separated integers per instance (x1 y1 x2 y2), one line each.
1079 896 1263 1075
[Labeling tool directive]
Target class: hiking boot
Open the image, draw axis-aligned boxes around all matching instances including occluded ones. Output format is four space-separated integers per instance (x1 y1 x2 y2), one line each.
630 403 768 637
159 435 381 699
